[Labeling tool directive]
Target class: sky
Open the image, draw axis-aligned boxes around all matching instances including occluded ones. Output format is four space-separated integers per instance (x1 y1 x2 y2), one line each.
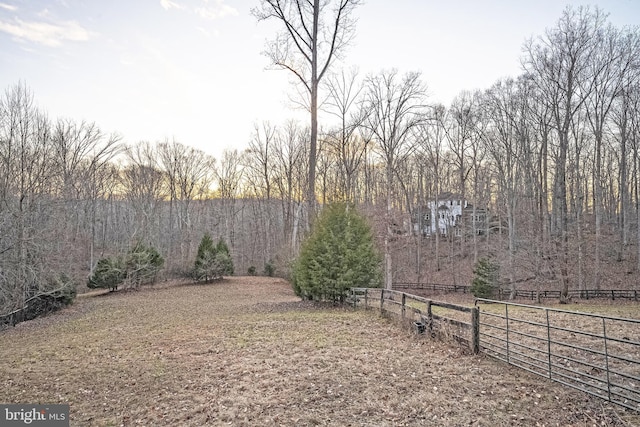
0 0 639 160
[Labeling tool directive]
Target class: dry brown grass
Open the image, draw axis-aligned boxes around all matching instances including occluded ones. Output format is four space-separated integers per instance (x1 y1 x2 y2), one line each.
1 277 639 426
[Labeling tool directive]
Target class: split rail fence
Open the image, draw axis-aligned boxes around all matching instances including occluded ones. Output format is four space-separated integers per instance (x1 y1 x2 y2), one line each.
393 282 640 301
350 288 640 413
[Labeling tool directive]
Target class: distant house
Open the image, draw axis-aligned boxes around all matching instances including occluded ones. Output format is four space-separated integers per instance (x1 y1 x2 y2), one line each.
462 204 489 236
411 192 487 237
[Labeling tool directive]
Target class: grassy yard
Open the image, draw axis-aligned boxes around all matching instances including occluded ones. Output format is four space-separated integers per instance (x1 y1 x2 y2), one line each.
1 277 638 426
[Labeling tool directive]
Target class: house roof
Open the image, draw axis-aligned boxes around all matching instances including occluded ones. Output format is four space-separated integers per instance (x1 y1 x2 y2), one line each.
427 191 464 202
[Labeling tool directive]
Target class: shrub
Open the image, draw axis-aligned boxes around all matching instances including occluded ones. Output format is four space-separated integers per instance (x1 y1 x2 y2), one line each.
87 243 164 291
470 257 500 298
125 243 164 288
193 235 234 282
215 238 234 276
193 233 217 283
9 275 78 327
263 261 275 277
48 273 77 305
292 203 382 302
247 266 257 276
88 256 125 291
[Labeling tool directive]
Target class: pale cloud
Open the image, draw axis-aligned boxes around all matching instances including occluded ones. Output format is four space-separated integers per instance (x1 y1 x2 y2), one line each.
195 0 238 20
119 56 134 66
37 8 52 18
196 26 210 38
0 18 93 47
160 0 184 11
0 2 17 11
195 26 220 38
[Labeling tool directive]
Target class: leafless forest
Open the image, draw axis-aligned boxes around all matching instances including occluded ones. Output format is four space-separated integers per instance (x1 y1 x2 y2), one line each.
1 6 640 316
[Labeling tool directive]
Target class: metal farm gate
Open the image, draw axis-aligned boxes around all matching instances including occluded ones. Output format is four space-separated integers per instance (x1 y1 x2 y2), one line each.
475 298 640 412
350 288 640 413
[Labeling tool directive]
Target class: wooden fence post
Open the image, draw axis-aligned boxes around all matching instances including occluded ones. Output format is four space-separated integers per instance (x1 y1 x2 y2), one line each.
471 307 480 354
401 293 406 319
380 289 385 311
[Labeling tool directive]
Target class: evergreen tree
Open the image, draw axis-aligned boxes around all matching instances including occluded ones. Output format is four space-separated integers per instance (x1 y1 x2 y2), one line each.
470 257 500 298
292 203 382 301
193 234 234 282
194 233 216 283
88 243 164 291
263 260 275 277
215 238 234 276
88 256 125 291
126 243 164 288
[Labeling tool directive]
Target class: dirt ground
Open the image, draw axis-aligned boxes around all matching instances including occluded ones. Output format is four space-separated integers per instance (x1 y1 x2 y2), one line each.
1 277 639 426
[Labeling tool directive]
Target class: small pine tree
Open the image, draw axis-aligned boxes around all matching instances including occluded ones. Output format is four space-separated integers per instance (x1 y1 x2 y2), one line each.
126 243 164 288
88 256 125 291
215 238 234 276
88 244 164 291
194 233 217 282
193 235 234 282
263 260 275 277
292 203 382 302
471 257 500 298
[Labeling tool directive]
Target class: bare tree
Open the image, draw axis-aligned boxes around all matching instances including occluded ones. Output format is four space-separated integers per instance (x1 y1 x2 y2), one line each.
415 104 448 273
623 82 640 271
323 67 369 203
158 139 215 269
443 91 481 266
82 135 122 271
51 118 122 271
523 6 604 300
243 122 279 265
245 122 277 200
121 142 166 247
364 70 427 290
272 120 306 252
0 83 55 313
315 132 335 205
482 78 528 298
253 0 362 220
215 148 244 249
581 21 637 288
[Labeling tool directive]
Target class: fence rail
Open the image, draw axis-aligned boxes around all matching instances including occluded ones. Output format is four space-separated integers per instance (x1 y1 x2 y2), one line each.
393 283 639 301
475 298 640 412
351 287 640 413
350 287 479 354
392 282 471 293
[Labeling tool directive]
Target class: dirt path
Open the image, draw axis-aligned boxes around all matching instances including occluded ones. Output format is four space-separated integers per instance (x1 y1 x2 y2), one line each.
0 277 638 426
